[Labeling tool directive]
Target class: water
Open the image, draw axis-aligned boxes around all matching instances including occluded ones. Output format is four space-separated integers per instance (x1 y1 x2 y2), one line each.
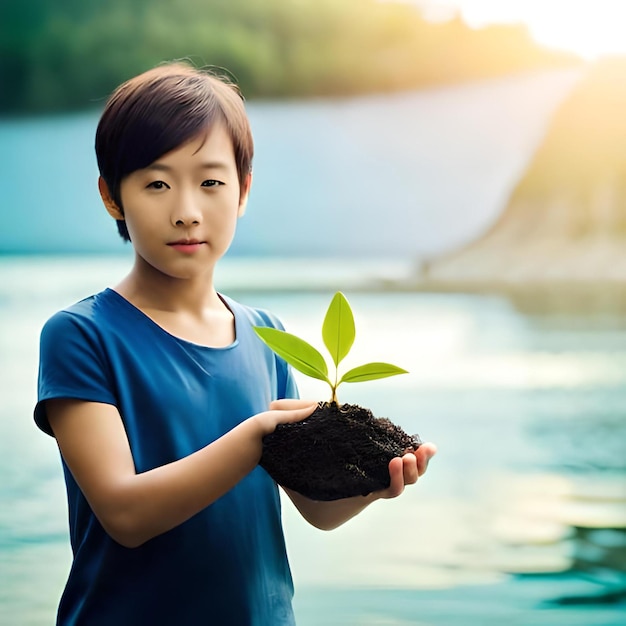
0 68 582 257
1 256 625 625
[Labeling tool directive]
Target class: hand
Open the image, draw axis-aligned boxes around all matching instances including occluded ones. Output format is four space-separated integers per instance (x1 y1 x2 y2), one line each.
252 399 317 437
375 442 437 500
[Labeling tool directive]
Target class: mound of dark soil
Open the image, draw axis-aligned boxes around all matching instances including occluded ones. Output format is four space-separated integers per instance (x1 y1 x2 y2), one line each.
260 402 422 501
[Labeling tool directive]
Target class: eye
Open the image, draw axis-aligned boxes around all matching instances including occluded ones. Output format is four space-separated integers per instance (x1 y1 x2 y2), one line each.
146 180 170 190
201 180 224 188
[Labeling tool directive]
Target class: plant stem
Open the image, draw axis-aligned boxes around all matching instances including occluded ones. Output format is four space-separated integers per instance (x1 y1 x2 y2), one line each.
331 386 338 404
332 366 339 404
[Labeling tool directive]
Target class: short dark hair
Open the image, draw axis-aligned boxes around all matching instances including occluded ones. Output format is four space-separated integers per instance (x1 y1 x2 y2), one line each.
95 62 254 241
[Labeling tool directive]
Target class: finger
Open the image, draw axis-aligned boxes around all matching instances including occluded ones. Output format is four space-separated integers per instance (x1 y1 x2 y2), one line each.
416 442 437 476
402 453 418 485
269 398 318 411
384 456 405 499
270 403 317 425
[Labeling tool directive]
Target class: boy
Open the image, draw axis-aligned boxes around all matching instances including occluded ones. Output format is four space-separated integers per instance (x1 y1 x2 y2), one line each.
35 62 436 625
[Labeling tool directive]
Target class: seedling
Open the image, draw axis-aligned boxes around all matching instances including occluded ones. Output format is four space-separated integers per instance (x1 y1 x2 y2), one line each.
254 292 407 404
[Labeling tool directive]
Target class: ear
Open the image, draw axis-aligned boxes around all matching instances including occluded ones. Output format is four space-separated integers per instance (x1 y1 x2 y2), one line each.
98 176 124 221
237 172 253 217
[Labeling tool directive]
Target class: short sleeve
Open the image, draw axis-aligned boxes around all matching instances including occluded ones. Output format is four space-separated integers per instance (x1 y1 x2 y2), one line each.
34 311 117 436
276 355 300 401
263 312 300 400
233 299 300 402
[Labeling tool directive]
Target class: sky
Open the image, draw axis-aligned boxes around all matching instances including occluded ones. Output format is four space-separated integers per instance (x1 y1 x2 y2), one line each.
410 0 626 60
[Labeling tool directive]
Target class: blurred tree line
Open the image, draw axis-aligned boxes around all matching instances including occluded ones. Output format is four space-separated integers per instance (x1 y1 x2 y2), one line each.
1 0 579 114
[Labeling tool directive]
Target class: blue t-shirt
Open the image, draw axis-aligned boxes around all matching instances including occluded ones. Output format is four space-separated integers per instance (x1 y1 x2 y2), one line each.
35 288 298 626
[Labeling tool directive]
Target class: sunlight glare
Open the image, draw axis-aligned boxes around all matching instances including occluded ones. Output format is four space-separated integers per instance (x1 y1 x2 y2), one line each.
414 0 626 59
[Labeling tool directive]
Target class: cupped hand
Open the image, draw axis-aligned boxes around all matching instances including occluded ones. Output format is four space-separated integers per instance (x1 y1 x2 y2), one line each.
375 442 437 500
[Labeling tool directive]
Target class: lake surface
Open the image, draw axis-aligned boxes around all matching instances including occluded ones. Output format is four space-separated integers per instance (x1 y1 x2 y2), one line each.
0 68 582 258
1 256 625 625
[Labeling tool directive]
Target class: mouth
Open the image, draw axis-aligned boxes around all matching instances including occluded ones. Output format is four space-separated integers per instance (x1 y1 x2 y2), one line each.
167 239 206 253
168 239 204 246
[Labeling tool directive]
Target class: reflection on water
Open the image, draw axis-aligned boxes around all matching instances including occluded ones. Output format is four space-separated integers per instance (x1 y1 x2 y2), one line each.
564 527 626 605
511 399 626 607
508 284 626 319
484 291 626 610
492 472 626 603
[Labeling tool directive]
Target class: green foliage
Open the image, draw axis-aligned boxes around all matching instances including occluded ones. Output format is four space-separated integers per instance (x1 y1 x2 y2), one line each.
0 0 579 114
254 292 407 404
322 291 355 368
339 362 408 385
253 326 330 384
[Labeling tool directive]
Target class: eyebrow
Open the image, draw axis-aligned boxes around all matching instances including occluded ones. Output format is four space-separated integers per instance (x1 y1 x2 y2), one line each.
143 161 230 172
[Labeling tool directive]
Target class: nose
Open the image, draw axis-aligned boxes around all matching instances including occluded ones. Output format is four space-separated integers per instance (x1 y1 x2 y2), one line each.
174 216 199 227
172 190 202 227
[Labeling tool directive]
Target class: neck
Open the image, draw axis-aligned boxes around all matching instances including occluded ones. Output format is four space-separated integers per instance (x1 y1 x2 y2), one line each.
114 255 224 316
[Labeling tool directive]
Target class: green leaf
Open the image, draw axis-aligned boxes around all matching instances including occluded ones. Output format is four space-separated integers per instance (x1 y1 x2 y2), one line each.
253 326 330 384
339 362 408 385
322 291 355 367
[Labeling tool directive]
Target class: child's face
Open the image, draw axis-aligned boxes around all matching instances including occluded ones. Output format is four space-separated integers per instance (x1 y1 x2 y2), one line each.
118 123 250 281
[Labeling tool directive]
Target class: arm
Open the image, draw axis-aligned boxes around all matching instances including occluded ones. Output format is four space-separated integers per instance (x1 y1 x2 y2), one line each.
47 398 316 548
283 442 437 530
